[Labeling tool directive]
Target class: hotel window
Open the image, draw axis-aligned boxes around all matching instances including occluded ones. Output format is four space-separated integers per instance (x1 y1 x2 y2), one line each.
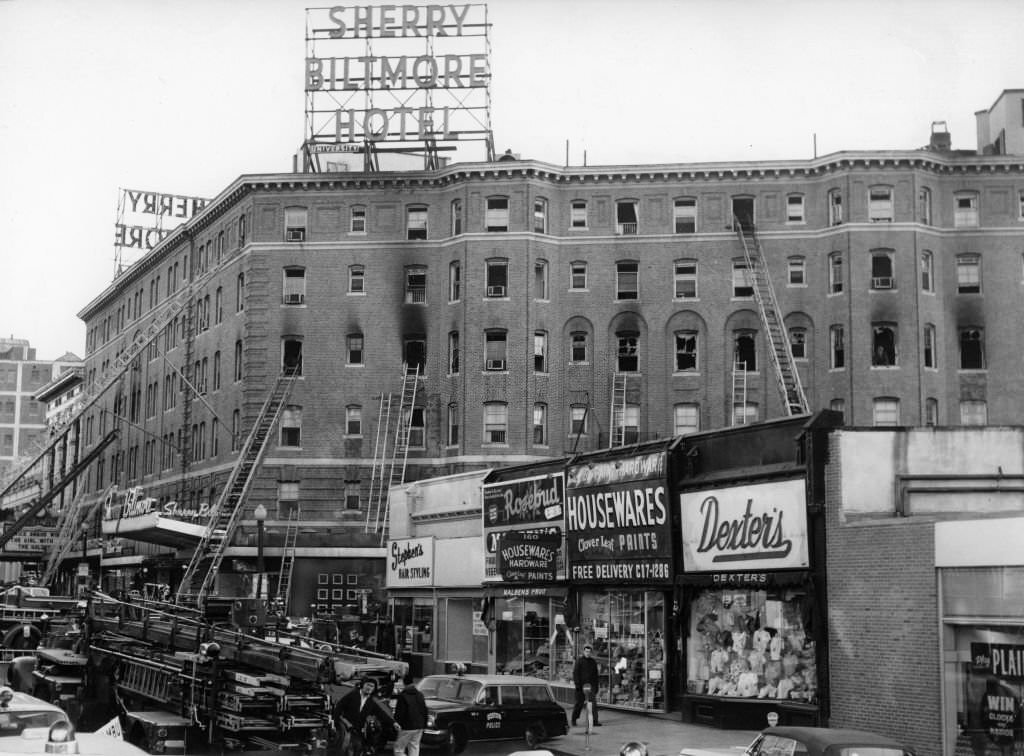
616 261 639 300
674 331 698 372
533 198 548 234
231 409 240 452
534 260 549 300
283 267 306 304
350 205 366 233
236 273 245 311
871 250 895 290
828 189 843 225
448 331 460 375
406 407 425 448
789 328 807 360
959 400 987 426
450 199 462 235
617 332 639 372
285 206 307 241
674 260 698 299
613 403 640 445
923 324 936 369
830 325 845 369
829 253 843 294
212 352 221 391
1019 190 1024 220
215 287 223 323
533 403 548 445
872 324 897 367
347 334 363 365
674 198 697 234
344 483 360 510
868 186 893 222
674 404 700 436
346 405 362 436
616 200 639 235
873 398 900 427
234 339 244 381
282 338 303 376
570 405 588 436
483 402 508 444
925 398 938 426
449 261 461 302
485 260 508 298
829 398 845 421
921 251 934 292
406 205 428 240
280 405 302 447
918 187 932 225
570 261 588 290
485 330 508 371
956 254 981 293
570 332 588 363
788 257 805 286
732 261 754 298
447 403 459 446
786 194 805 223
485 197 509 232
348 265 365 294
238 214 247 246
954 192 979 227
405 266 426 304
570 200 587 228
534 332 547 372
734 331 757 372
732 402 758 427
959 328 985 370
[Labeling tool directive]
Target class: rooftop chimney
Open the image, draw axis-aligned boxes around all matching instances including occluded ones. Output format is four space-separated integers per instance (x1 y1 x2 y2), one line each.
929 121 951 152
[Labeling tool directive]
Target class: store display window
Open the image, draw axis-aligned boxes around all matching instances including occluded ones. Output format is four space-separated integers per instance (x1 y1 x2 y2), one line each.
494 596 573 684
576 590 667 712
392 597 434 654
941 566 1024 755
686 587 816 703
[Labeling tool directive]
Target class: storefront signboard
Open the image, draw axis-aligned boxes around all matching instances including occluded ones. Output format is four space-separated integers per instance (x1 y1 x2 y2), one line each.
483 473 566 583
565 451 673 584
679 478 809 572
484 474 564 527
970 642 1023 742
386 536 434 587
496 531 559 582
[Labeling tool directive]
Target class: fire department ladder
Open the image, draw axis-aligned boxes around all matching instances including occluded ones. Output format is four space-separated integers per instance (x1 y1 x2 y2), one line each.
365 364 419 544
734 219 809 416
39 484 117 588
1 264 220 501
275 509 300 611
177 367 299 605
732 359 749 426
608 372 628 448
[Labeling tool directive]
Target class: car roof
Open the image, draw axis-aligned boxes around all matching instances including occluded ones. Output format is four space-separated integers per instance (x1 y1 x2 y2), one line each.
764 727 908 751
0 732 150 755
421 674 552 686
0 691 65 715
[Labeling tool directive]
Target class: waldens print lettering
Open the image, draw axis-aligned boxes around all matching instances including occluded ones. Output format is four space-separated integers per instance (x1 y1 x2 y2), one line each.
696 496 792 562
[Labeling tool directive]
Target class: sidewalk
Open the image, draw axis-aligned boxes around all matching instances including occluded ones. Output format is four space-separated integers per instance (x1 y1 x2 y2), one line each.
547 707 760 756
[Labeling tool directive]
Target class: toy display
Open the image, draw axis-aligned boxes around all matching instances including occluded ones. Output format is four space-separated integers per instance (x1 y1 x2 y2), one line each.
686 588 817 704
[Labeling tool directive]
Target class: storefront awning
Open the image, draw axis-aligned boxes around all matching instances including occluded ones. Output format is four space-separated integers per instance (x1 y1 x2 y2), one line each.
677 570 810 588
102 513 208 549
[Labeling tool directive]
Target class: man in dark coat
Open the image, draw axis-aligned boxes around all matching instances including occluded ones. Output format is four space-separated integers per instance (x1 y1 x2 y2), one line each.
571 644 601 727
333 677 399 756
392 672 428 756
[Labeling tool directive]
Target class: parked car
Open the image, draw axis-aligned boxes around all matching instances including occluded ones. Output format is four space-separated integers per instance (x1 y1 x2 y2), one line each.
682 726 915 756
418 673 568 753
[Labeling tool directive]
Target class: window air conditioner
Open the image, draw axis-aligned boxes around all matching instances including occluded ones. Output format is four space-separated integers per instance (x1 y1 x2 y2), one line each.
486 359 506 371
486 285 506 297
286 229 306 242
284 293 305 304
872 277 894 289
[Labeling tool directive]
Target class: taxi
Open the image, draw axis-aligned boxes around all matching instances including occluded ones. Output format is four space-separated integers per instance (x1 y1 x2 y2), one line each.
418 673 568 753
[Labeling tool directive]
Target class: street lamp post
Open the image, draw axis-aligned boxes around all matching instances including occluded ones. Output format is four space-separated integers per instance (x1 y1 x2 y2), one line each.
78 521 89 598
254 503 267 601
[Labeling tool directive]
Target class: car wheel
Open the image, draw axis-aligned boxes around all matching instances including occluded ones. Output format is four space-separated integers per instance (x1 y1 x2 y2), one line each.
446 726 468 755
525 723 547 749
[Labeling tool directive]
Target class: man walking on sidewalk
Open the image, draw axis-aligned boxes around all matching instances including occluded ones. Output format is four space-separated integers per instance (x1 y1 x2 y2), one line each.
571 644 601 728
393 672 428 756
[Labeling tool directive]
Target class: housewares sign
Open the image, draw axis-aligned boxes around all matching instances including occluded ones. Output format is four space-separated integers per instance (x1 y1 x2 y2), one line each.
679 478 809 572
565 452 672 584
483 473 565 582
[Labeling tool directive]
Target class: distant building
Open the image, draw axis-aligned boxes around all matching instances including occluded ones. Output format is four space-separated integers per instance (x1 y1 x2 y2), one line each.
62 89 1024 611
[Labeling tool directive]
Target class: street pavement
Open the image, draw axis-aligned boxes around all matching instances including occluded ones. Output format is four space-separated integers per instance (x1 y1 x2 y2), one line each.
541 706 760 756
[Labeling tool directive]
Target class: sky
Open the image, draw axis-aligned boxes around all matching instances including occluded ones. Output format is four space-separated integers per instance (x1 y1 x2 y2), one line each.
2 0 1023 361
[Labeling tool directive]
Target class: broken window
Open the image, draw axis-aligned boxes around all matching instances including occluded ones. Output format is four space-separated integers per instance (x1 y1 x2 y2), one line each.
734 331 757 372
959 328 985 369
675 331 698 372
617 332 639 372
872 325 897 367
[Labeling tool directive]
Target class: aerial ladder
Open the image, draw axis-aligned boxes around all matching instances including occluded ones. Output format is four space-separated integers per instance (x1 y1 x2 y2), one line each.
275 509 300 612
608 372 630 448
177 367 299 606
734 218 809 417
365 364 419 545
38 484 117 587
